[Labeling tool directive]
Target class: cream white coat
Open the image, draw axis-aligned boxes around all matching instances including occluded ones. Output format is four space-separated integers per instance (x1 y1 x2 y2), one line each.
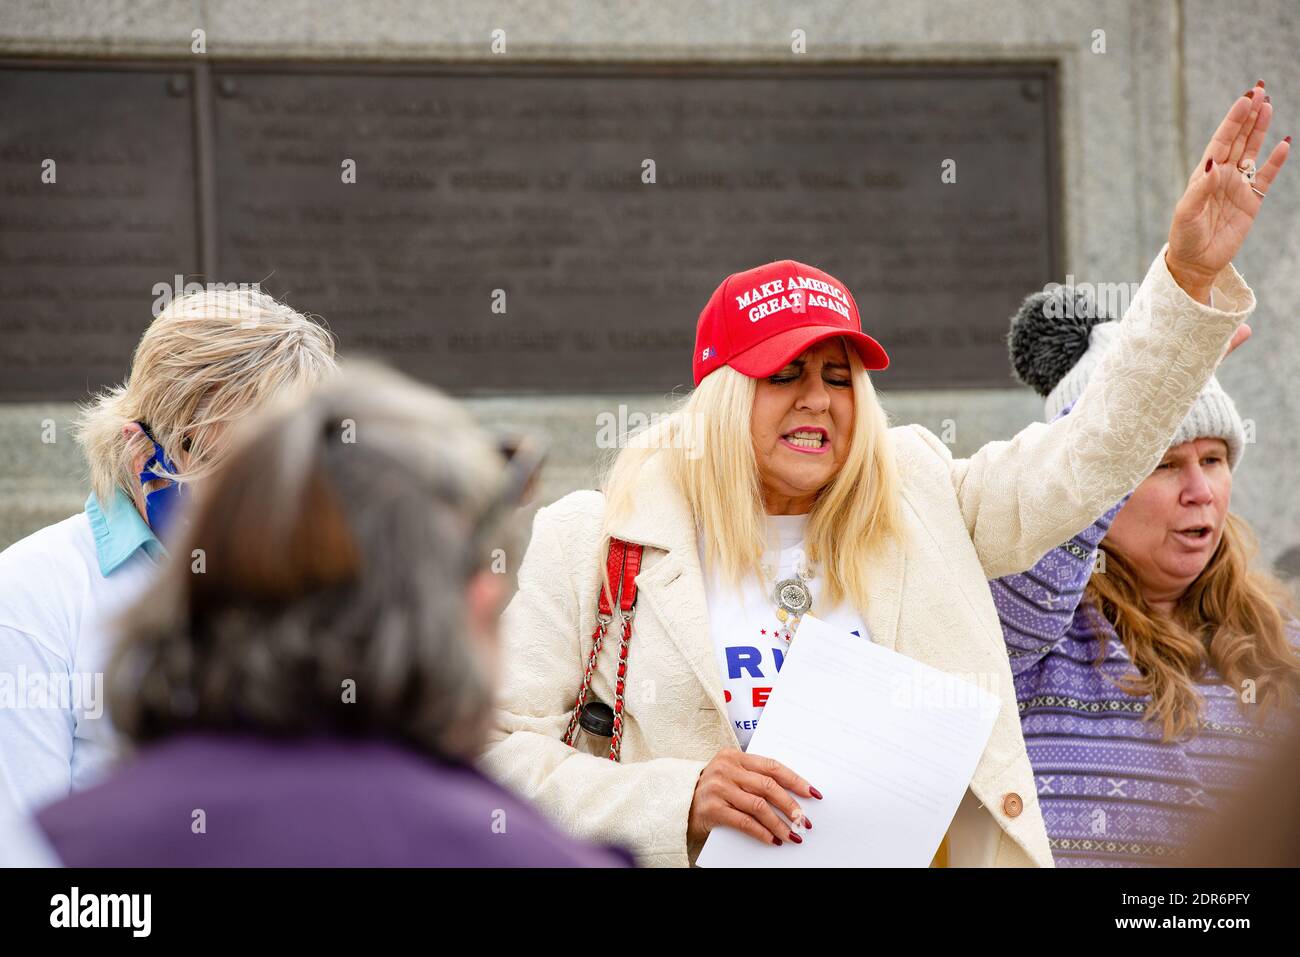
481 245 1254 867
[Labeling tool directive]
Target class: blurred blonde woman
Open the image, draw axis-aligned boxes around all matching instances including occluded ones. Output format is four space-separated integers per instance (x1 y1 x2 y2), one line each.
481 88 1287 866
0 288 336 821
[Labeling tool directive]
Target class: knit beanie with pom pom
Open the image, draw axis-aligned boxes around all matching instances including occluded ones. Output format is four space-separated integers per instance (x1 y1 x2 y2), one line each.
1007 284 1246 468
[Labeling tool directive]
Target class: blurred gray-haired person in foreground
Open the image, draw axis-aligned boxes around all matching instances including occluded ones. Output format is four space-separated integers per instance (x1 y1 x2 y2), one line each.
0 363 631 867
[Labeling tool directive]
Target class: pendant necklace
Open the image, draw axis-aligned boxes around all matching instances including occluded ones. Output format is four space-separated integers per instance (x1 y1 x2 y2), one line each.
761 554 816 643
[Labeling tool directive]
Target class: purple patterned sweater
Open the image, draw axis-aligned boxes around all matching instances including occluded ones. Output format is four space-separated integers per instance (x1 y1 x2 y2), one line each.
991 497 1299 867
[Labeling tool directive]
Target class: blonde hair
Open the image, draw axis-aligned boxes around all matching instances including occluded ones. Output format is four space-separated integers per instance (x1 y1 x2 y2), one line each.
74 288 337 506
602 345 902 611
1085 512 1300 741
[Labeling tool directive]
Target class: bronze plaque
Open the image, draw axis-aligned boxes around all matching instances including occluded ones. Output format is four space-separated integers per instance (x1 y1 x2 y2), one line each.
0 65 199 400
1 63 1058 398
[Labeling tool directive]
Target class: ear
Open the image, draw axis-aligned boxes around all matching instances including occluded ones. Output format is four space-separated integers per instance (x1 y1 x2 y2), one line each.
120 422 151 479
464 568 506 652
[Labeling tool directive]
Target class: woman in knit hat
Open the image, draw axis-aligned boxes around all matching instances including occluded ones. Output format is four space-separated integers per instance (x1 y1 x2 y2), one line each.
995 285 1300 866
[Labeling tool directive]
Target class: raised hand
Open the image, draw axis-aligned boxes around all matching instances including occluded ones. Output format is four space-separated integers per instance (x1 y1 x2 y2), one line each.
1166 80 1290 302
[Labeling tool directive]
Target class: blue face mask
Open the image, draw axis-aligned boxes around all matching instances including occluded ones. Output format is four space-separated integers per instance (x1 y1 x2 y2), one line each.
136 423 188 539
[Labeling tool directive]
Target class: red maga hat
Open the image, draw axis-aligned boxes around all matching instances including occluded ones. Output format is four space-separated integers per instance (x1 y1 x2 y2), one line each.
692 260 889 386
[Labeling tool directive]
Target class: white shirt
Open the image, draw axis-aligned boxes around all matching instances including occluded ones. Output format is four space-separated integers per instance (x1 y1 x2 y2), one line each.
0 491 161 822
701 514 871 750
0 814 60 866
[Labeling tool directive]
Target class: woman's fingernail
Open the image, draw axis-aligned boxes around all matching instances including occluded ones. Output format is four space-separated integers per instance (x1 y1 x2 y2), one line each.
1205 157 1214 172
788 831 803 844
1285 135 1292 144
803 817 813 830
1245 90 1254 99
772 835 782 846
809 786 824 800
1257 79 1266 88
1265 95 1272 104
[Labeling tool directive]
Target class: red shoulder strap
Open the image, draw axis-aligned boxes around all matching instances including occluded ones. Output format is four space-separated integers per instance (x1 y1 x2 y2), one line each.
597 538 643 618
563 538 644 760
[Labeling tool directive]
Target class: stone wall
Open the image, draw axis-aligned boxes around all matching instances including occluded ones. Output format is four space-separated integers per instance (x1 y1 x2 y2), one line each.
1 1 1296 578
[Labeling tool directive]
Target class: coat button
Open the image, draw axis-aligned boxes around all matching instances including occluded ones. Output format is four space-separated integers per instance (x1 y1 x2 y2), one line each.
1002 792 1023 818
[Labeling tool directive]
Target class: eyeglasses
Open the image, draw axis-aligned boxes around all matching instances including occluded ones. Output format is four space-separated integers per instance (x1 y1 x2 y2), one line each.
137 422 193 455
462 432 547 576
494 433 546 509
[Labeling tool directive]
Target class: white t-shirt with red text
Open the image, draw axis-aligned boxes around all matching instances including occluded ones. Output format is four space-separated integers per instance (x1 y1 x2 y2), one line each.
700 514 871 750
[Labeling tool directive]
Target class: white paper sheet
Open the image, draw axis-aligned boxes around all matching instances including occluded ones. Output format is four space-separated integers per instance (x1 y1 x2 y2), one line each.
696 614 1001 867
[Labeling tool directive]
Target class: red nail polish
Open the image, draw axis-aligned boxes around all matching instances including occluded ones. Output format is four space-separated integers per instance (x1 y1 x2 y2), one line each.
772 835 782 846
1257 79 1266 87
788 832 803 844
1205 157 1214 172
1245 90 1254 99
1286 136 1293 144
809 786 823 800
1265 95 1272 104
803 818 813 830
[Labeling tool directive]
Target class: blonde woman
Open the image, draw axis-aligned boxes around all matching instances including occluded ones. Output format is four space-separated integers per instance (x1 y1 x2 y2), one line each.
0 289 336 820
480 88 1288 867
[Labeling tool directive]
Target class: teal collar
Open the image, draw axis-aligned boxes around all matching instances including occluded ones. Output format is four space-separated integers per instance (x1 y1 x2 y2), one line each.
85 488 166 576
